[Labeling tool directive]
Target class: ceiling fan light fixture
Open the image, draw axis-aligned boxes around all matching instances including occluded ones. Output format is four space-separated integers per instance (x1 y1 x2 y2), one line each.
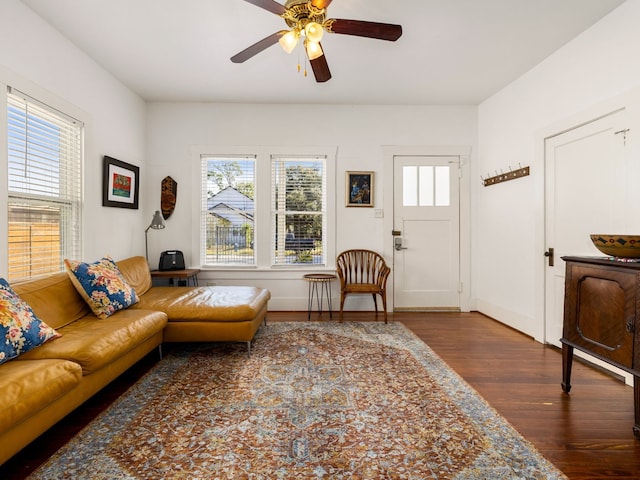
304 21 324 43
305 40 323 60
279 29 299 54
233 0 402 83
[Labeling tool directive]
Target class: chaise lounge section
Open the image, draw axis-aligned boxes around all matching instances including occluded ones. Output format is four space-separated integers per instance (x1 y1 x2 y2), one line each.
118 255 270 351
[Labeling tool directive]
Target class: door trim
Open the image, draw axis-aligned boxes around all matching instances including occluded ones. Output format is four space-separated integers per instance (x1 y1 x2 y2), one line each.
535 87 640 344
382 145 472 313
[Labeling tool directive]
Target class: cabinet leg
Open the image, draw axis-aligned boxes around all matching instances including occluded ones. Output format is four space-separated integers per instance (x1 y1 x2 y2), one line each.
561 344 573 394
634 377 640 440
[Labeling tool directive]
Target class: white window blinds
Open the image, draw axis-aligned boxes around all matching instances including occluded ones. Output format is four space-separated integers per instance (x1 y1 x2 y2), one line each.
200 155 255 266
7 88 83 281
271 156 326 265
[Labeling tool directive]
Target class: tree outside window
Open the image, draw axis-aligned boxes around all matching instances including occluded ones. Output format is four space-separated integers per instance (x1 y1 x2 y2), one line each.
272 157 326 265
202 156 255 266
200 153 327 267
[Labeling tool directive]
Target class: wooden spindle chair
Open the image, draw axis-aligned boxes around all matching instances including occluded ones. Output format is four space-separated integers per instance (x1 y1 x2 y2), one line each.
336 249 390 323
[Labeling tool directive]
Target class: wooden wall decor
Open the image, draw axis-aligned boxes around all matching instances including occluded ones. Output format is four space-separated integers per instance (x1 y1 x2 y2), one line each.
161 176 177 220
482 165 530 187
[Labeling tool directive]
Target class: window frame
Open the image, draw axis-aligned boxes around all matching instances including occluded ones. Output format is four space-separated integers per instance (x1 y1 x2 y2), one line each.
192 145 336 272
199 154 257 268
271 155 327 266
5 86 84 282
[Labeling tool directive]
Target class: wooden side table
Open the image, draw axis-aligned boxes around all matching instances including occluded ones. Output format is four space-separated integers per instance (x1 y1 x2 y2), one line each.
150 269 200 287
303 273 337 320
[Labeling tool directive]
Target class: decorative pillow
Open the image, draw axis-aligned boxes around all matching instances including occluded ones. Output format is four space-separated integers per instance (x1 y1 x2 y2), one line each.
0 278 61 365
65 256 139 319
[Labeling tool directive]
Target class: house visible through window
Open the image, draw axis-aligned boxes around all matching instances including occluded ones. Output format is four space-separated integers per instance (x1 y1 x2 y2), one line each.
7 88 83 281
200 155 256 266
199 153 327 268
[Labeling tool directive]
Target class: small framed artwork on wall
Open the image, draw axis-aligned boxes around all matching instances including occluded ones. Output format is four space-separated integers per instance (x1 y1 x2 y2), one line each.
102 156 140 209
346 171 374 207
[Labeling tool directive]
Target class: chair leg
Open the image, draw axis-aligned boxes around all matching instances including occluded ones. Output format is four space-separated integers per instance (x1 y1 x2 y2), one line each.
381 292 388 324
339 293 346 322
372 294 378 314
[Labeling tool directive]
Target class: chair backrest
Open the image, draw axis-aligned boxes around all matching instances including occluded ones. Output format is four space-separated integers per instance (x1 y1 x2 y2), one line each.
336 249 390 287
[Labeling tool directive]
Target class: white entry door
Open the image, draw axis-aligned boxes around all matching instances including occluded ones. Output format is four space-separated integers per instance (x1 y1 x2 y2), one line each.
544 108 627 347
393 156 460 310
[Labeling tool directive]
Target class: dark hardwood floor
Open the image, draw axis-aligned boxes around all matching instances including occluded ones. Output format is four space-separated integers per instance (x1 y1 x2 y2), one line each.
2 311 640 479
395 311 640 480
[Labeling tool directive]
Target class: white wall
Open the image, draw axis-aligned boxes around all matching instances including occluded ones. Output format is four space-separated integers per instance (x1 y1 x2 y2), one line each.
477 0 640 339
0 0 146 274
5 0 633 327
146 103 477 309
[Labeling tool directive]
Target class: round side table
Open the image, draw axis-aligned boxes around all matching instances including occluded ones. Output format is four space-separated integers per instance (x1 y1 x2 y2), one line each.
303 273 337 320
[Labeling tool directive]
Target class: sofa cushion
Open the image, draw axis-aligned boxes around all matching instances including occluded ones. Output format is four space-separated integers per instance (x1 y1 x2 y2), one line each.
116 256 153 297
12 272 91 330
0 358 82 432
65 256 139 319
0 278 61 365
135 286 271 322
19 309 167 375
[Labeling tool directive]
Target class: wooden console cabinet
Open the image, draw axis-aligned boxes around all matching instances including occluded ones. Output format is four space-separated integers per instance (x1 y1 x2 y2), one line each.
561 256 640 439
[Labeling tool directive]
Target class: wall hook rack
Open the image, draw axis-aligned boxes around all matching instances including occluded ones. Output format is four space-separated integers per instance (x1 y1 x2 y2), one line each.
482 165 530 187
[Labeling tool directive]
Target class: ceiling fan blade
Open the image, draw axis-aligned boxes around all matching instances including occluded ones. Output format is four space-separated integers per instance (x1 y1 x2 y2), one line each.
326 19 402 41
230 31 285 63
310 52 331 83
242 0 286 15
311 0 333 8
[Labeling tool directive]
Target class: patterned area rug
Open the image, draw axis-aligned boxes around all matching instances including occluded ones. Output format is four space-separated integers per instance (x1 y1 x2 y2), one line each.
29 322 566 479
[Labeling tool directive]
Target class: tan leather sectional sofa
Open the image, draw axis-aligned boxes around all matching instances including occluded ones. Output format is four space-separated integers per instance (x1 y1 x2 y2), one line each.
0 255 270 465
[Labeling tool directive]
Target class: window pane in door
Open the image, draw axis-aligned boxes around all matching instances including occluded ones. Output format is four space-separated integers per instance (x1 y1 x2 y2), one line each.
435 166 450 206
403 166 417 206
419 166 434 206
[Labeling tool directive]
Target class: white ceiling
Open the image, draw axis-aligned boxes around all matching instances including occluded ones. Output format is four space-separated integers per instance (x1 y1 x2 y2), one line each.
21 0 625 105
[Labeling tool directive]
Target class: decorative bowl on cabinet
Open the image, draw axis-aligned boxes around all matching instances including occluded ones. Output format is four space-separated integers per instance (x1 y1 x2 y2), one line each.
590 234 640 258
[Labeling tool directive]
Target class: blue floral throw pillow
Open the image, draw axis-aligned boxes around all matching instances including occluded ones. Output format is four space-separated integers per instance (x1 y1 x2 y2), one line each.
65 256 139 319
0 278 61 365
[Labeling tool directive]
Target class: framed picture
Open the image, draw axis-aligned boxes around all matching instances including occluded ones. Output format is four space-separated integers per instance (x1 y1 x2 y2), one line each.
346 171 374 207
102 156 139 209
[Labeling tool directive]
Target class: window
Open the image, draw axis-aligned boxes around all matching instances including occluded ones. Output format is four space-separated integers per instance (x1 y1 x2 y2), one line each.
200 155 255 266
7 88 83 281
198 150 330 269
403 165 450 207
272 156 326 265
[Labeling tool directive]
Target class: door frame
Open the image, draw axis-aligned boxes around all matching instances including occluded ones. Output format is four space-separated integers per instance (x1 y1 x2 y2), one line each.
382 145 472 313
534 87 640 344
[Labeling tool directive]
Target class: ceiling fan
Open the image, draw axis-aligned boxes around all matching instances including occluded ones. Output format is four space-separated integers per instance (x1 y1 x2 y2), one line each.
230 0 403 82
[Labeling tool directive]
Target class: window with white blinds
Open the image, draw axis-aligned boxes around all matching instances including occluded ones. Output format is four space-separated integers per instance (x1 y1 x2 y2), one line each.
200 155 255 266
7 88 83 281
271 156 326 265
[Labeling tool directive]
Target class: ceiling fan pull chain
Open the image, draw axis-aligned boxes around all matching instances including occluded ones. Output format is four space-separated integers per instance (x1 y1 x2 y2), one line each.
304 48 309 77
